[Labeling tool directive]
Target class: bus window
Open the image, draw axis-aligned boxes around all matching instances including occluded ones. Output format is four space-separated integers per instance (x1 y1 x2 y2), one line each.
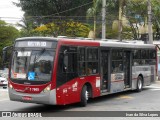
112 50 123 73
58 46 78 73
78 48 86 76
86 48 98 75
133 50 141 65
149 50 156 65
149 50 156 59
28 50 54 81
57 46 78 86
87 62 98 74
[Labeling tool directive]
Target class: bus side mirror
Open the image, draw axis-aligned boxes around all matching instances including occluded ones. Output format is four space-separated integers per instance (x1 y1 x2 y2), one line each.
2 50 7 62
2 46 8 63
2 46 13 68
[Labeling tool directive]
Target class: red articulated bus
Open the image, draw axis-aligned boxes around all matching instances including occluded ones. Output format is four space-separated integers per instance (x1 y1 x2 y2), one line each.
4 37 157 106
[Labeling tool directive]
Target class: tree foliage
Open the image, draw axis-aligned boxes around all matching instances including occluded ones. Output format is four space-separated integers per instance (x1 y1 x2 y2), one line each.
17 17 37 37
16 0 93 18
0 20 19 68
125 0 160 40
34 21 91 37
16 0 160 40
86 0 119 38
15 0 93 37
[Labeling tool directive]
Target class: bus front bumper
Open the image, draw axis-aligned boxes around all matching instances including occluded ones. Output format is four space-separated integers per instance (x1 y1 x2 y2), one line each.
8 88 57 105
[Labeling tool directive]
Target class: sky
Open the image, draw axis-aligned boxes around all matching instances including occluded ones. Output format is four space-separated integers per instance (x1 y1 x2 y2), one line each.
0 0 24 26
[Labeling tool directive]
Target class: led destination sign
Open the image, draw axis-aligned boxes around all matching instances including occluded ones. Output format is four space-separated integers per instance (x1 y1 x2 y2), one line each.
15 41 57 48
27 42 47 47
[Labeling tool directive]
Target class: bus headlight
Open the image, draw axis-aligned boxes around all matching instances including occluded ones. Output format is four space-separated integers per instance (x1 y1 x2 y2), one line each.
43 84 51 93
9 83 13 89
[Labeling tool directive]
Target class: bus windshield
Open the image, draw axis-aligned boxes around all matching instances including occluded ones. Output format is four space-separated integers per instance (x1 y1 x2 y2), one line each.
11 49 55 82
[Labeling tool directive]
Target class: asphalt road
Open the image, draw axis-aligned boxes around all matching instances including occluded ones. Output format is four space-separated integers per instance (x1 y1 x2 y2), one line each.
0 81 160 119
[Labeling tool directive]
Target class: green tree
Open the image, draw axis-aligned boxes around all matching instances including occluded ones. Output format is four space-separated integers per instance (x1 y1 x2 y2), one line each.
16 0 93 16
34 21 91 37
17 17 37 37
15 0 93 25
125 0 160 40
0 20 19 68
15 0 94 37
151 0 160 39
86 0 102 38
86 0 119 38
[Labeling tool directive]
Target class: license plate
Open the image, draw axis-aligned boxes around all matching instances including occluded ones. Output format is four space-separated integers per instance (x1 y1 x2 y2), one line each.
22 96 32 101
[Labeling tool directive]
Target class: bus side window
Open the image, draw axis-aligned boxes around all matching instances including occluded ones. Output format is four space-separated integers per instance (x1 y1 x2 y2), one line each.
64 47 78 74
78 47 86 76
58 53 66 73
112 50 123 73
86 48 98 75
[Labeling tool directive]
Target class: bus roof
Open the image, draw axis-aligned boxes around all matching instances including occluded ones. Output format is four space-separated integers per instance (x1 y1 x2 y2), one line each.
15 37 155 49
100 40 155 49
58 38 155 49
16 37 58 42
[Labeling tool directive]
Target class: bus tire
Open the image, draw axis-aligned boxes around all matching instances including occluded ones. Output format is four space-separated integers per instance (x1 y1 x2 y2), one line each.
136 76 143 92
80 85 88 107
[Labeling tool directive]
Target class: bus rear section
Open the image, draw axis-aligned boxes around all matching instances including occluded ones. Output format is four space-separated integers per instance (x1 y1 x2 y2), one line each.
153 41 160 80
99 41 156 96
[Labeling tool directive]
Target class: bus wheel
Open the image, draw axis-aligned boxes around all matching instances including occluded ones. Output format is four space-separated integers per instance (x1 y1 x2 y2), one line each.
136 76 143 92
80 85 88 107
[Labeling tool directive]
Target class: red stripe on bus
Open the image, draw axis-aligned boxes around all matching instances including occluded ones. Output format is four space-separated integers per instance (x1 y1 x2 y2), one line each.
59 39 100 47
132 78 137 80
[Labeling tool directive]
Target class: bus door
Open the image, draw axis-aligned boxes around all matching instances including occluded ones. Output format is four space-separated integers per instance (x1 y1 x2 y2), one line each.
101 50 110 92
57 46 78 104
124 51 132 88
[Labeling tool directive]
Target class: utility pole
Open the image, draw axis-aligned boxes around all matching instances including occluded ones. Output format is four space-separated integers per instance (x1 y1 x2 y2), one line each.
118 0 123 41
147 0 153 44
102 0 106 39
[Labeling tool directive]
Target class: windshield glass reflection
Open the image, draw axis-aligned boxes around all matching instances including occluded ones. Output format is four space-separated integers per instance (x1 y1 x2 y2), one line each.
11 50 55 82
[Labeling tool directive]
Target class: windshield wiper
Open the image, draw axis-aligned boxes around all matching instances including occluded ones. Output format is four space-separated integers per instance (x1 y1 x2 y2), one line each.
34 48 46 62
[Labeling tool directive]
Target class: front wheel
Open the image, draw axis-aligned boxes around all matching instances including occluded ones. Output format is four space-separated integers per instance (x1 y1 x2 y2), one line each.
136 76 143 92
80 85 88 107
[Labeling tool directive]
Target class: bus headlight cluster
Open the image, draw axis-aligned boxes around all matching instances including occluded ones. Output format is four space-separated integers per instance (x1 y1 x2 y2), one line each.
43 84 51 93
9 83 13 89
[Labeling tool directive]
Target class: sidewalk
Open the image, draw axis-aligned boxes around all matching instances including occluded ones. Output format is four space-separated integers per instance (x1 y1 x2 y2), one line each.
152 80 160 86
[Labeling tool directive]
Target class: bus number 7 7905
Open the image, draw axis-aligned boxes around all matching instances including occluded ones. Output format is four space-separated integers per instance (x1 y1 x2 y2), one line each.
3 37 157 107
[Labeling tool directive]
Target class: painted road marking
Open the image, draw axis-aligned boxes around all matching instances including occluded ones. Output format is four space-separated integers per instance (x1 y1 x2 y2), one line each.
116 95 134 99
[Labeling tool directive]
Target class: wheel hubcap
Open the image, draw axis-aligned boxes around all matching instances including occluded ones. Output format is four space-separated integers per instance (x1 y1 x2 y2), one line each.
85 91 89 100
138 79 142 89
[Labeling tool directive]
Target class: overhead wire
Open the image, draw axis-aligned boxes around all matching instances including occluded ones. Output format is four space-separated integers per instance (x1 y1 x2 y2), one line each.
0 1 94 24
28 1 94 18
